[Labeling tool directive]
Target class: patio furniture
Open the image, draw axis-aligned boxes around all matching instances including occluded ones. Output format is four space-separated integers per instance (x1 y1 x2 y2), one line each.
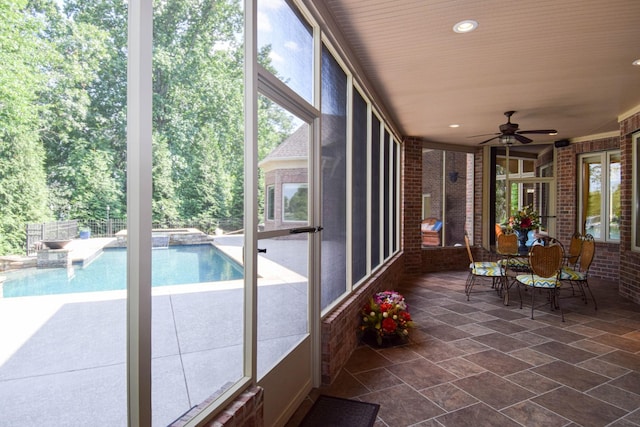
560 234 597 310
516 240 565 321
565 232 583 268
464 232 504 301
495 229 529 305
421 218 442 246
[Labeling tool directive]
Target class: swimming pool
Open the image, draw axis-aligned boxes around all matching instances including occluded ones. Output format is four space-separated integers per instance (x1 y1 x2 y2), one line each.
2 245 244 298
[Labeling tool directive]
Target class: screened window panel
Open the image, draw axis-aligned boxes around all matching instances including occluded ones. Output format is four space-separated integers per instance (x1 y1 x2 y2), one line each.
320 45 347 309
423 150 474 247
443 151 469 246
257 0 313 104
370 115 381 269
392 141 398 253
383 130 390 259
351 88 367 285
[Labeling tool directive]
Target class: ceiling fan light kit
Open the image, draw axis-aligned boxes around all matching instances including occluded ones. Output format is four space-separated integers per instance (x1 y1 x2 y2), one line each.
499 135 516 145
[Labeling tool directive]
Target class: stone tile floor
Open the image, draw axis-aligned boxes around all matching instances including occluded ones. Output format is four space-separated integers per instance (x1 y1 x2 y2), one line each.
287 270 640 427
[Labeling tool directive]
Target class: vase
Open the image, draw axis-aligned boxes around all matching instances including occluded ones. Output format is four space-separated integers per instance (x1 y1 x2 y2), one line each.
518 230 528 252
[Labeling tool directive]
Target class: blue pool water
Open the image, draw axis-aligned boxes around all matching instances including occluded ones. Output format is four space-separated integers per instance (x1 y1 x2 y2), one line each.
2 245 244 298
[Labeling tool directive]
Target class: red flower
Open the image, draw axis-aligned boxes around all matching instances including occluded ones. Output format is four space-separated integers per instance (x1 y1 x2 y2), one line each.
379 302 392 313
520 217 532 229
382 318 397 333
399 311 412 321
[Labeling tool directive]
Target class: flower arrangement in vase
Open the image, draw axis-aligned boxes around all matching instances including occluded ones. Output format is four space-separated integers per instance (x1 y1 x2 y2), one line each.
508 204 541 233
360 290 414 345
508 205 542 249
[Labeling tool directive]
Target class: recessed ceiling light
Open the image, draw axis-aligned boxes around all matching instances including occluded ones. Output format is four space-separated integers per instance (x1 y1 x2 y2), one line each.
449 124 460 128
633 59 640 66
453 20 478 34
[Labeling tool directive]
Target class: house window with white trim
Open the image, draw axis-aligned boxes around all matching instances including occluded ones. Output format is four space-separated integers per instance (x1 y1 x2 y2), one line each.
579 151 621 241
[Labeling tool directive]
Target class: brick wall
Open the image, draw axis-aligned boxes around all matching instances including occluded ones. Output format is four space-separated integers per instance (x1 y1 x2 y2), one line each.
320 252 405 384
619 111 640 304
473 151 484 244
421 247 469 272
402 138 423 275
171 386 264 427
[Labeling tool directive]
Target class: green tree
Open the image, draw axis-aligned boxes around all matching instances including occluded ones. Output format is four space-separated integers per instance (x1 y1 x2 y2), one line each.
40 0 125 221
0 0 50 254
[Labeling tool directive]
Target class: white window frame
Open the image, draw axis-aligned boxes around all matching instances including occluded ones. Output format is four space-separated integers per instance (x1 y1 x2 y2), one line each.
266 184 275 221
578 150 621 242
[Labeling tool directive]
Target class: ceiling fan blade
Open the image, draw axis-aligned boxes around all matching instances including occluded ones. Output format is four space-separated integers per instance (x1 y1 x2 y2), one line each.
467 132 499 138
479 136 499 145
517 129 557 135
514 134 533 144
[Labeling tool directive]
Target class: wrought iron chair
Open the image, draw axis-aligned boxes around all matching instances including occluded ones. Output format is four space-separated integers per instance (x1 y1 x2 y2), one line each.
496 229 529 271
565 232 583 268
464 232 504 301
560 234 597 309
495 229 528 303
516 241 565 321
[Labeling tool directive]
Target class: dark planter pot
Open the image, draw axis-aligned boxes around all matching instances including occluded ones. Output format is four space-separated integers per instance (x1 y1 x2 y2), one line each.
360 330 407 348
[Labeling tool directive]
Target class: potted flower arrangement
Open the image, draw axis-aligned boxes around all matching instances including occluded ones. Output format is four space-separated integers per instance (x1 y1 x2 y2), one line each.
360 290 414 345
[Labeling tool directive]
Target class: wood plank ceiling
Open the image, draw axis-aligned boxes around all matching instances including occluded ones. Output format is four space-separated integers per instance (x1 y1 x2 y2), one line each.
316 0 640 147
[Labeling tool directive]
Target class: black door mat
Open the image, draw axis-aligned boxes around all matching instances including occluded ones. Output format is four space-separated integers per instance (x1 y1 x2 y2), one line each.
298 395 380 427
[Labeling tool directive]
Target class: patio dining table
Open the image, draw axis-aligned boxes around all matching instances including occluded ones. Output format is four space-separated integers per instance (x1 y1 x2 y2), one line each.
491 246 531 306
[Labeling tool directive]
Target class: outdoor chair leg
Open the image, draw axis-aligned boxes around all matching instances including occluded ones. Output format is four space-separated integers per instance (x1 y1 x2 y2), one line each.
555 288 565 322
465 274 473 301
572 280 588 304
530 286 535 320
582 281 598 310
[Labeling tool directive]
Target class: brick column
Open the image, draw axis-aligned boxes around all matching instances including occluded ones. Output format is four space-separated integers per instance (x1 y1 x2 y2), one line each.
402 138 423 274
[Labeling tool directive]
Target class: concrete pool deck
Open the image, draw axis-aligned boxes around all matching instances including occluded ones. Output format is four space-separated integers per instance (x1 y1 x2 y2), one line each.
0 235 309 426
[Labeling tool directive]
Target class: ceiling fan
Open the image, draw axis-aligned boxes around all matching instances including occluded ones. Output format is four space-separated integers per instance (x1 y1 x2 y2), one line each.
475 111 557 145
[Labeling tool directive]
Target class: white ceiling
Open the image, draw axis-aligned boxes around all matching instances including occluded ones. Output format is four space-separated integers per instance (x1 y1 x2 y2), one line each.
316 0 640 147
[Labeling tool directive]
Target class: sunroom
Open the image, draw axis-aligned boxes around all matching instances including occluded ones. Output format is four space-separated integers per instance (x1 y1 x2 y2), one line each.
2 1 640 426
